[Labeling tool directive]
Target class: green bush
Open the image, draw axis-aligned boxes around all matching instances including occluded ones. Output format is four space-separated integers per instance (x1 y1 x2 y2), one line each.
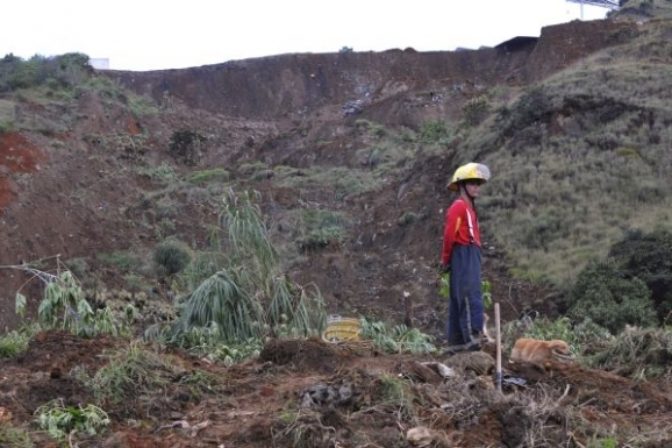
462 96 491 126
0 329 31 358
296 209 347 251
153 239 192 276
360 318 436 354
0 52 90 92
152 190 326 348
419 120 450 143
568 260 657 333
607 229 672 322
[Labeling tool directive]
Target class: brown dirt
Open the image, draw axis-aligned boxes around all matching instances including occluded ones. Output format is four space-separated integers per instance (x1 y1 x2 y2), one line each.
0 332 671 446
259 337 352 373
0 132 43 208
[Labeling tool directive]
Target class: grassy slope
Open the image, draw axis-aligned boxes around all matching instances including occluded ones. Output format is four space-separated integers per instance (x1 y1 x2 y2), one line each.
455 17 672 284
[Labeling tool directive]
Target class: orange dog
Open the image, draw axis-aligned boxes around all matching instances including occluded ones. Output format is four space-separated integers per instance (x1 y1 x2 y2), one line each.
510 338 574 369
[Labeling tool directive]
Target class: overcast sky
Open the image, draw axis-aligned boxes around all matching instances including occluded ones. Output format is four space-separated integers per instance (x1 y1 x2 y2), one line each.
1 0 609 72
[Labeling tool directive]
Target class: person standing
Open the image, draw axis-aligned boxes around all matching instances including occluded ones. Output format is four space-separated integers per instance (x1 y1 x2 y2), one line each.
440 162 491 353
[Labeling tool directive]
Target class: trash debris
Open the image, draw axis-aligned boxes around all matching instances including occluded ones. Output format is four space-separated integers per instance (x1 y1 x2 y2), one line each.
421 361 456 379
299 382 353 409
157 419 210 437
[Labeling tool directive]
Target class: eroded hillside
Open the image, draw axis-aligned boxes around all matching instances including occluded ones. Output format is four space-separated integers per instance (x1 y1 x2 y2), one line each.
0 17 654 332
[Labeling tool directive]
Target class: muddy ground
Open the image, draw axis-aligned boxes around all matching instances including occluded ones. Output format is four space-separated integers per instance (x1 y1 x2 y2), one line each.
1 332 671 447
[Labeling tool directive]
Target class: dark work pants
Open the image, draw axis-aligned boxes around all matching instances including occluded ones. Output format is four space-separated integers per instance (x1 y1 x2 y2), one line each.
446 244 484 346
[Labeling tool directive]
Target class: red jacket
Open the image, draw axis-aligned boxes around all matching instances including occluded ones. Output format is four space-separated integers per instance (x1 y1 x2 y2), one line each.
441 197 481 265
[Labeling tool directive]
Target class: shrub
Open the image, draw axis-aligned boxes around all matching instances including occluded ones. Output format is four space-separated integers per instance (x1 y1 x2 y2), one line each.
497 86 554 138
568 260 657 333
153 239 192 276
154 189 326 348
37 270 124 337
34 399 109 441
462 96 491 126
0 329 31 358
0 52 90 92
296 209 347 251
607 229 672 322
419 120 450 143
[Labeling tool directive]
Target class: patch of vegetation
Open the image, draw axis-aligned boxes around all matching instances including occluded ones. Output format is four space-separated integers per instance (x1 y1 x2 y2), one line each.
296 208 348 251
187 168 230 184
0 327 33 358
91 342 179 405
153 238 192 277
148 189 326 353
0 53 90 93
419 120 450 143
355 119 387 139
360 318 436 354
156 324 263 365
97 250 142 273
0 98 15 133
34 399 109 442
274 165 382 200
63 257 89 279
607 229 672 323
137 162 178 183
462 95 491 126
0 423 34 448
568 259 657 333
588 326 672 379
36 270 126 337
374 374 416 423
177 250 228 291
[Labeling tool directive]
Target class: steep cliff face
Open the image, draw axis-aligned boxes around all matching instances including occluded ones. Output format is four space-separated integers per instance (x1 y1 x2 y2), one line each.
108 19 635 121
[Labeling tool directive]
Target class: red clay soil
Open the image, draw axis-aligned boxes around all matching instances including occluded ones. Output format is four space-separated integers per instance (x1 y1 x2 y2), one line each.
0 132 43 209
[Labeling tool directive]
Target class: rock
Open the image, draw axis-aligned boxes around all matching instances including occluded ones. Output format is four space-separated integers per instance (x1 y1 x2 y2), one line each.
406 426 452 447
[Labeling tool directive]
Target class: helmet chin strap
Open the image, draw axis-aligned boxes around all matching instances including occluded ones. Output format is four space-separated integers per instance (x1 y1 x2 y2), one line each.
459 183 476 201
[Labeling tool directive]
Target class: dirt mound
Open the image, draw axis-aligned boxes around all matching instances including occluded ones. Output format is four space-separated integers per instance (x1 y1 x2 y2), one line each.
0 331 117 421
259 337 351 373
18 330 117 373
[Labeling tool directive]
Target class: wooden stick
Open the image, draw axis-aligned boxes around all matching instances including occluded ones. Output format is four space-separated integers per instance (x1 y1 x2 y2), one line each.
495 302 502 393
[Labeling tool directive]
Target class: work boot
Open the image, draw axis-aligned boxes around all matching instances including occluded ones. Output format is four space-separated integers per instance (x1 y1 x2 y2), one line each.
442 339 480 356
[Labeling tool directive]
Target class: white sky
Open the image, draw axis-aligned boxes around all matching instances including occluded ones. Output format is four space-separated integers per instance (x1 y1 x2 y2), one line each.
1 1 609 71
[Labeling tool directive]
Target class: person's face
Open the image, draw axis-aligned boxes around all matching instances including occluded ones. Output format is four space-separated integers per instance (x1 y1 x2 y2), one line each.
464 180 483 198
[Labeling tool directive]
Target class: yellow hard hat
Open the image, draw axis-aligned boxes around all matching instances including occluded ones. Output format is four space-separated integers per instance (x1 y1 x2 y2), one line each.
447 162 491 191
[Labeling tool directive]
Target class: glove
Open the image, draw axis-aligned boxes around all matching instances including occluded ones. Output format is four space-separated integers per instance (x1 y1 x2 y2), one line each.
438 263 450 274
